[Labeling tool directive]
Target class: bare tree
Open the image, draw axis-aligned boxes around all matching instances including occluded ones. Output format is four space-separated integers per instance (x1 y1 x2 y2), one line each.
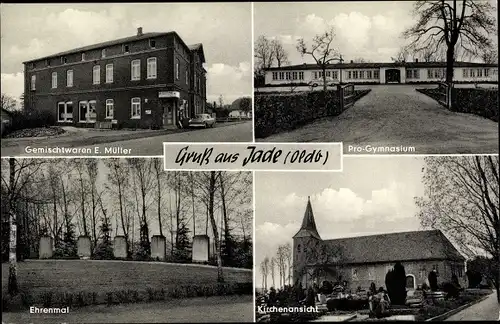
105 159 131 258
283 243 293 286
481 50 498 64
276 245 288 288
392 46 412 63
254 35 276 77
297 27 342 100
415 156 499 303
1 158 45 295
1 94 17 112
270 257 276 288
403 0 497 84
262 256 270 290
271 39 289 68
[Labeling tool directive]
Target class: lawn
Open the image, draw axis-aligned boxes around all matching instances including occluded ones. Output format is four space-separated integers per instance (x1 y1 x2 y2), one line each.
2 260 252 310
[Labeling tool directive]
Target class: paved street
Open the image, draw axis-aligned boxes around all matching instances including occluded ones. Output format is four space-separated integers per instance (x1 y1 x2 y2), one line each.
445 292 499 321
1 121 252 157
2 295 253 323
259 85 498 154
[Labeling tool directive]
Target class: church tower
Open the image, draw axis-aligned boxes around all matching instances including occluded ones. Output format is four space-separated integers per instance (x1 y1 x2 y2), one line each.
292 196 322 287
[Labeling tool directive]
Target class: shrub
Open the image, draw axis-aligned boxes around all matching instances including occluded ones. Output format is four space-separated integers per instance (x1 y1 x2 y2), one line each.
428 271 438 291
442 282 461 299
7 109 56 133
40 291 54 307
321 280 333 294
385 261 407 305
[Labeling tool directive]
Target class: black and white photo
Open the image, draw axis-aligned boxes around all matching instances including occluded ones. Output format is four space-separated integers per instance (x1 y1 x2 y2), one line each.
253 1 498 154
1 3 253 157
1 158 253 323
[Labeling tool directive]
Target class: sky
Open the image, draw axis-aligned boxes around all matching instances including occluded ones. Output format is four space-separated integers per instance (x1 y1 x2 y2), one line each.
254 1 498 66
0 3 252 105
254 156 427 288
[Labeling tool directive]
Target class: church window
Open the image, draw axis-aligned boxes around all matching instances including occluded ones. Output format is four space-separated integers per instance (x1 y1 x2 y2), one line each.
352 268 358 280
297 244 301 253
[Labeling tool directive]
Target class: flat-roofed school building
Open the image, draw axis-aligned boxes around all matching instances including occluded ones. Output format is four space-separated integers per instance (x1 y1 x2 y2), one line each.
23 28 207 129
264 60 498 86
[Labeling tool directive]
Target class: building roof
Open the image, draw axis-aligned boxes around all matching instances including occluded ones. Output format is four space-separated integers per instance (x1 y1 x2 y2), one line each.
23 30 203 64
188 43 206 63
266 61 498 71
293 197 322 240
324 229 465 265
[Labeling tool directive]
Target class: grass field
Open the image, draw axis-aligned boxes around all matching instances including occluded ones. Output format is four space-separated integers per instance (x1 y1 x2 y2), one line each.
1 260 252 310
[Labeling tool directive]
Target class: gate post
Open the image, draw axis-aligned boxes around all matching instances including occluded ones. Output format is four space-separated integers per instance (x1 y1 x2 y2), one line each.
337 84 344 113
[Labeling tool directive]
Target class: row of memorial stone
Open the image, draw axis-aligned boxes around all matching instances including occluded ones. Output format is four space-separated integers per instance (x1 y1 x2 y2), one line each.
38 235 211 262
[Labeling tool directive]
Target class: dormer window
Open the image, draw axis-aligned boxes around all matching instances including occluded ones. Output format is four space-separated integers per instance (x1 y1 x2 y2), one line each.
150 40 156 48
101 49 106 58
46 59 51 67
61 57 67 64
81 53 85 61
124 44 129 53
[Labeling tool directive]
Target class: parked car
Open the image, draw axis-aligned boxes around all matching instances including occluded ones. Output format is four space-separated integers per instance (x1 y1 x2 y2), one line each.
188 114 216 128
308 79 338 88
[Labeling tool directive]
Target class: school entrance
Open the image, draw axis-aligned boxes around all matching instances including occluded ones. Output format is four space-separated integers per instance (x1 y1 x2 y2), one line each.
385 69 401 83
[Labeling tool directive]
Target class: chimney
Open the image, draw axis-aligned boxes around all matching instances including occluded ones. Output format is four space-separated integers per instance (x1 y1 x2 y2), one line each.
350 60 353 64
415 58 419 63
137 27 143 36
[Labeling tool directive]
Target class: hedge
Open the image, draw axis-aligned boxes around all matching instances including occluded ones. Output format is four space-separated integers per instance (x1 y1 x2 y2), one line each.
416 87 498 122
255 89 371 138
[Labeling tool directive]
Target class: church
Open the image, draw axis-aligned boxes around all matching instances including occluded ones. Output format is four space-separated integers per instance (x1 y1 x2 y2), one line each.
292 197 467 292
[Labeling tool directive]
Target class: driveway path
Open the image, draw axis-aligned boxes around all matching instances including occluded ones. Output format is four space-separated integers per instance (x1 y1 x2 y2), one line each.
259 85 498 154
2 295 253 323
445 292 499 321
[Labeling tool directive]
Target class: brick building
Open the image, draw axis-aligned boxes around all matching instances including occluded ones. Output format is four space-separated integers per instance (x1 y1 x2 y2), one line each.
293 198 467 292
23 28 206 129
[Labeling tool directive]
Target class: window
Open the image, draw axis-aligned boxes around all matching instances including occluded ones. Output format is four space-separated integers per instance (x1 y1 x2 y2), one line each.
131 60 141 80
147 57 157 79
414 69 420 79
333 71 338 79
81 53 86 61
57 101 73 122
367 70 372 79
297 244 301 253
292 71 298 80
314 71 318 79
477 69 483 77
432 264 439 276
348 71 352 79
52 72 57 89
272 72 278 80
406 69 413 79
61 56 67 64
463 69 469 78
46 59 51 67
368 266 375 280
101 49 106 58
428 69 433 78
419 267 427 280
93 65 101 85
470 69 475 77
299 72 304 80
67 70 73 87
286 72 291 80
124 44 129 53
175 59 180 80
88 101 96 122
352 268 358 281
326 71 331 78
484 69 490 77
105 99 114 119
279 72 284 80
186 70 189 85
150 39 156 48
131 97 141 119
106 64 113 83
359 71 364 79
31 75 36 90
374 70 379 79
353 71 359 79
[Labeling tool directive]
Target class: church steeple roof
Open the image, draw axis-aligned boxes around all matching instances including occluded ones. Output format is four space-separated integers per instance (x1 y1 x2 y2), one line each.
293 196 322 240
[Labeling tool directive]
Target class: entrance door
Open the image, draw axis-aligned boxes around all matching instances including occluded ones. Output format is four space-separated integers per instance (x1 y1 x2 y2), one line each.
385 69 401 83
161 100 175 127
